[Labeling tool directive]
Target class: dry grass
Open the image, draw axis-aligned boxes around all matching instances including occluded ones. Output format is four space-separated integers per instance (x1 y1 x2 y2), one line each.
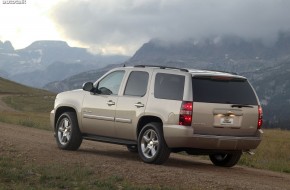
239 129 290 173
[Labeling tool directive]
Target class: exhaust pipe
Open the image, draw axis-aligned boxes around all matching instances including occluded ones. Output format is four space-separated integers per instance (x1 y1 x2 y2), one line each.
246 150 255 155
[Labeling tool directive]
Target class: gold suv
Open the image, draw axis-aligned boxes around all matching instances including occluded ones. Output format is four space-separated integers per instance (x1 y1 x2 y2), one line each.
50 65 263 167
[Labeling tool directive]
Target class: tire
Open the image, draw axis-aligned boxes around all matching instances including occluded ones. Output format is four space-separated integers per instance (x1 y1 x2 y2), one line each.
126 145 138 153
55 112 83 150
137 122 170 164
209 151 242 167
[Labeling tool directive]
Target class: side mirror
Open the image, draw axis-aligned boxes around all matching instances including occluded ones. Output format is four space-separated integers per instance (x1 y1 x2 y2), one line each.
82 82 94 92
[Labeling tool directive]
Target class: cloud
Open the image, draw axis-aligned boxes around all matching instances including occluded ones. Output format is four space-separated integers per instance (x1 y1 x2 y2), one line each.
50 0 290 55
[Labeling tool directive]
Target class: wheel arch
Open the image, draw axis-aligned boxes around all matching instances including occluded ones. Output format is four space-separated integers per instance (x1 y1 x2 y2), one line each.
136 115 163 137
54 106 77 130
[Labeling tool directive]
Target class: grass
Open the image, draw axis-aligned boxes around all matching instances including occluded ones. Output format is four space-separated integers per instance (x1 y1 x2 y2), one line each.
0 111 51 130
0 77 46 95
239 129 290 173
1 94 54 130
0 77 55 130
3 94 55 113
0 154 172 190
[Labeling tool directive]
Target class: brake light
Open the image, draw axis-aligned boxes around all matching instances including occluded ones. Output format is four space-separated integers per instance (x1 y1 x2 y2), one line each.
257 105 263 129
179 101 193 126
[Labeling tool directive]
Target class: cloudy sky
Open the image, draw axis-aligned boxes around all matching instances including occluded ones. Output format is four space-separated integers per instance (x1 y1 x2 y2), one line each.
1 0 290 55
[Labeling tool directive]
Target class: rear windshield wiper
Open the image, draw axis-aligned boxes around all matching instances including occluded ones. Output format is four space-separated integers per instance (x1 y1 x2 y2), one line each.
231 104 254 108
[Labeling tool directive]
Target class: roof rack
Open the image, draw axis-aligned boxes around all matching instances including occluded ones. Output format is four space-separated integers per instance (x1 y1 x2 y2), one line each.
134 65 188 72
204 69 238 75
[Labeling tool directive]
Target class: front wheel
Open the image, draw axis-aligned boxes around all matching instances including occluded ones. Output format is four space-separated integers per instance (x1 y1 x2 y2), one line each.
55 112 82 150
138 122 170 164
209 151 242 167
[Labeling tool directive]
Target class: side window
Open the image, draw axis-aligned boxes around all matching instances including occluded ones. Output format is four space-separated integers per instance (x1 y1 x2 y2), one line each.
98 71 125 95
154 73 185 100
124 71 149 97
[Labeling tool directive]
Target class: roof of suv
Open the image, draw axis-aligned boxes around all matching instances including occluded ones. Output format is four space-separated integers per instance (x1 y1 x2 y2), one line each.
131 65 244 78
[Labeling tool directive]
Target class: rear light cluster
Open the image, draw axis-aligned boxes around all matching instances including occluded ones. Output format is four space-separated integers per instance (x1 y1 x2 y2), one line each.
257 105 263 129
179 101 193 126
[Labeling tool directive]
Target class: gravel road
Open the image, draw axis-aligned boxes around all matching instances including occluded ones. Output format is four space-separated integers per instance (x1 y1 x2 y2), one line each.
1 123 290 189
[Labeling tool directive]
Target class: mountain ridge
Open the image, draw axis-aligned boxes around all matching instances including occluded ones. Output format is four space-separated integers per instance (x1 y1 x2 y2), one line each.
0 40 129 87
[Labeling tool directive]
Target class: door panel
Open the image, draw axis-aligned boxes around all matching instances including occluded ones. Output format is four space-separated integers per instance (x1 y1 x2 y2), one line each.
81 70 125 137
82 94 118 137
115 96 147 140
115 71 150 140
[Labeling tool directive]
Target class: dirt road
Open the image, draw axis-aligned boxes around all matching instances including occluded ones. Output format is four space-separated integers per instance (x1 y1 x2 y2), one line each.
1 122 290 190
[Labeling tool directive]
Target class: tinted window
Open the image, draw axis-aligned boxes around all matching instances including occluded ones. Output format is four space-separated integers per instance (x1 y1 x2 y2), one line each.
98 71 125 95
124 71 149 96
192 76 258 105
155 73 185 100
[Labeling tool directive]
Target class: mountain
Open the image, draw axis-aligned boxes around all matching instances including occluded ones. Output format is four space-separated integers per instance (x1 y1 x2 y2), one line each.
44 64 117 92
245 61 290 129
0 40 129 87
43 33 290 129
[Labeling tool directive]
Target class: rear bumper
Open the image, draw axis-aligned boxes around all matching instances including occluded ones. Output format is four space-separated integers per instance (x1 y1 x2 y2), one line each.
163 125 262 150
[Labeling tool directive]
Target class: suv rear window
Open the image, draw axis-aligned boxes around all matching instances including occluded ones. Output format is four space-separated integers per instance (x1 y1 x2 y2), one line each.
192 76 258 105
155 73 185 100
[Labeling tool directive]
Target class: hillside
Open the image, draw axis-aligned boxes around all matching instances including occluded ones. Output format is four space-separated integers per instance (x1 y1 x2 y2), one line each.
245 61 290 129
0 77 54 130
0 77 50 95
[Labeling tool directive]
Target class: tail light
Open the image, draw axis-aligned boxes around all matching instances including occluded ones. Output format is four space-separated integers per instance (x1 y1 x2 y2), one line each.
257 105 263 129
179 101 193 126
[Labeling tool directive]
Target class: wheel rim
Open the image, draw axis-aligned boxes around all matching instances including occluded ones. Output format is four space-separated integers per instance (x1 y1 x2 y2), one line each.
214 154 228 161
141 129 159 159
57 118 72 146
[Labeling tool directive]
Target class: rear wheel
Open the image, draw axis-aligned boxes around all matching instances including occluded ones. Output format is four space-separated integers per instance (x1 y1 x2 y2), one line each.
55 112 82 150
209 151 242 167
138 122 170 164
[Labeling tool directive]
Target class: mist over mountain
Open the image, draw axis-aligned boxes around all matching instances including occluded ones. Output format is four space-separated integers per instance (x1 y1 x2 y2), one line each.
44 33 290 129
0 40 129 87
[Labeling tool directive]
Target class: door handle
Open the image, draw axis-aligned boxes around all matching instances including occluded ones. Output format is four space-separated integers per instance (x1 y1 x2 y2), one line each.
134 102 144 108
107 100 115 106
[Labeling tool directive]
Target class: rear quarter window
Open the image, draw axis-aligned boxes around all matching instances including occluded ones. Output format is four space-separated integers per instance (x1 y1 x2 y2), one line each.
124 71 149 97
192 76 258 105
154 73 185 100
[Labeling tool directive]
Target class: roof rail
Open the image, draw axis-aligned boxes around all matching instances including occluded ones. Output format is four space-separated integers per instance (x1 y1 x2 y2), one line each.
134 65 188 72
205 69 238 75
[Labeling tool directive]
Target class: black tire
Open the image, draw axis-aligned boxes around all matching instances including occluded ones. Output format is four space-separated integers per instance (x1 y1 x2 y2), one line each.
137 122 170 164
126 145 138 153
209 151 242 167
55 112 83 150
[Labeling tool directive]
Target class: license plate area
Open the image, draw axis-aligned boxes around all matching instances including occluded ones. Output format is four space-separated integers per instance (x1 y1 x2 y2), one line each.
220 117 234 125
213 114 241 128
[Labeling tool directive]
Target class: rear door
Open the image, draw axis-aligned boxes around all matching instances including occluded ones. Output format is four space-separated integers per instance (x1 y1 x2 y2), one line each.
191 75 259 136
115 70 150 140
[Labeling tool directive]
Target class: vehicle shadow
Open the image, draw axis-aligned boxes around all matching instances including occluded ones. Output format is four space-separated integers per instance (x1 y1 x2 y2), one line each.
77 147 233 171
78 147 140 162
